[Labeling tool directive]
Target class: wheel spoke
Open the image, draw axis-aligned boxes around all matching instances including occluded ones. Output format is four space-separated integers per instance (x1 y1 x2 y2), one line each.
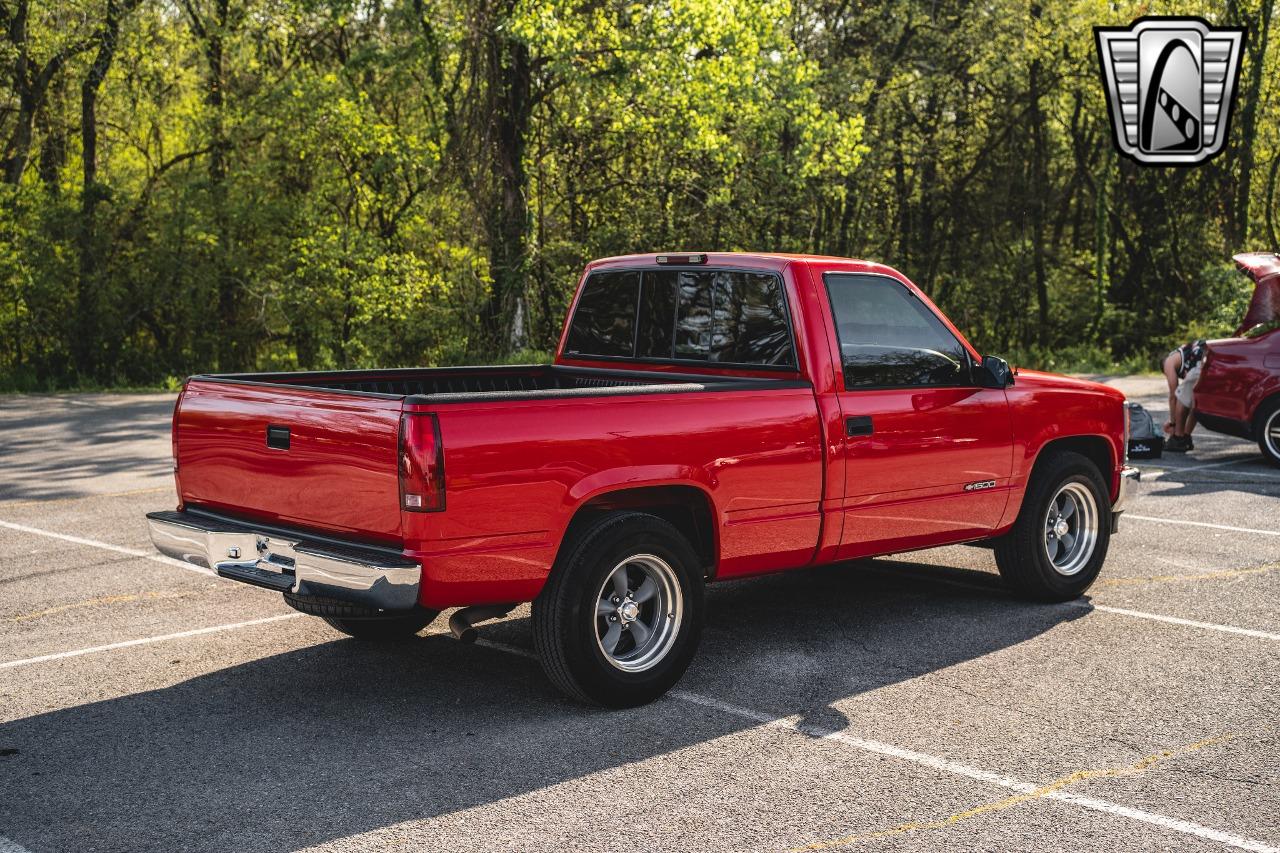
629 619 652 647
1060 496 1075 520
1046 535 1060 560
611 566 630 600
601 621 622 655
632 576 658 604
596 598 615 617
1059 531 1075 554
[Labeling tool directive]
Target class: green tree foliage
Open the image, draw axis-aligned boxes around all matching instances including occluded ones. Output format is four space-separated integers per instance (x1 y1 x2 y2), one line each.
0 0 1276 388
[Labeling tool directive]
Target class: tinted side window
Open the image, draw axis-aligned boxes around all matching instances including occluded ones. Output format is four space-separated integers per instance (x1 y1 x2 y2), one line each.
564 270 640 357
825 273 968 388
638 270 794 366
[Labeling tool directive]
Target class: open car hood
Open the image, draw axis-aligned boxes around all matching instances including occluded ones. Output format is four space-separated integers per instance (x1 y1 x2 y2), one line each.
1233 253 1280 336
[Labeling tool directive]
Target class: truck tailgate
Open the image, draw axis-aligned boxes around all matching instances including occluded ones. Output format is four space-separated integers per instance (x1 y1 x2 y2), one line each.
175 379 404 543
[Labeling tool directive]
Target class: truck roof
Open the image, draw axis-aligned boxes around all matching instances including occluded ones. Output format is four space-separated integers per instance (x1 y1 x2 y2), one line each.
586 252 906 279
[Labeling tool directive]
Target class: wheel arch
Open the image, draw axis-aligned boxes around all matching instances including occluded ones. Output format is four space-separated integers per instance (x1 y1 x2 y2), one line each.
1252 391 1280 432
998 434 1117 532
1252 393 1280 463
557 485 718 579
1032 434 1115 486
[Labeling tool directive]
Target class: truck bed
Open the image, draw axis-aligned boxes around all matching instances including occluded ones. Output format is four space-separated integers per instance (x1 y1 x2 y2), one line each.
173 364 810 548
204 364 767 401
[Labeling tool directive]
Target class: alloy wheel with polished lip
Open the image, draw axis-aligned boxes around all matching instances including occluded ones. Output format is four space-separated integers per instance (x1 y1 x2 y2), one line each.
1042 482 1099 576
532 511 704 707
1260 404 1280 466
994 449 1111 601
594 554 683 672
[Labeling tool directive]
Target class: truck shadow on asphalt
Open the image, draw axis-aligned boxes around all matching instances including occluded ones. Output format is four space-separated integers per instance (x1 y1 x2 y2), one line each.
0 562 1088 852
1138 460 1280 499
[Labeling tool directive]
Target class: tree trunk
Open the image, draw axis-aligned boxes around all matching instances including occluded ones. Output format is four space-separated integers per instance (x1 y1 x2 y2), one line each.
479 11 532 357
74 0 130 379
1028 3 1050 349
208 0 241 370
1229 0 1272 245
2 0 93 185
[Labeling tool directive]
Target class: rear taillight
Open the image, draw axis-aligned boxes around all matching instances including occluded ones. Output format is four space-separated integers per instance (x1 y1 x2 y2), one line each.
399 413 445 512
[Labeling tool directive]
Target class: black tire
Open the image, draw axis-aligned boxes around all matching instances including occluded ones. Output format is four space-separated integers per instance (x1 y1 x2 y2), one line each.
532 511 704 708
1254 397 1280 467
322 611 438 640
995 450 1112 601
284 592 438 640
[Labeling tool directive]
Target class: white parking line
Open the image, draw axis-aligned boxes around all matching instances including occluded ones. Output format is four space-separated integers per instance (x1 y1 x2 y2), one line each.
468 638 1276 853
1126 515 1280 537
0 519 213 576
0 613 302 670
0 838 34 853
1092 605 1280 641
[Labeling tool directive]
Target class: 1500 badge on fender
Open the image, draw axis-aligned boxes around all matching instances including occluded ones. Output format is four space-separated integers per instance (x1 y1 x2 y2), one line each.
147 252 1139 707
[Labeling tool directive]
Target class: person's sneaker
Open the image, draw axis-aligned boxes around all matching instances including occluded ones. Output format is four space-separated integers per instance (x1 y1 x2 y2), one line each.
1166 435 1190 452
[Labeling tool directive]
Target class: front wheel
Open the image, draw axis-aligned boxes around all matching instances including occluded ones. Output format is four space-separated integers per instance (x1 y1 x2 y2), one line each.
995 450 1111 601
1254 397 1280 468
532 511 704 707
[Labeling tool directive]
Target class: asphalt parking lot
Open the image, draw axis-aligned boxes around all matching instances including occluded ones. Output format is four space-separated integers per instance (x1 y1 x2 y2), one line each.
1 378 1277 853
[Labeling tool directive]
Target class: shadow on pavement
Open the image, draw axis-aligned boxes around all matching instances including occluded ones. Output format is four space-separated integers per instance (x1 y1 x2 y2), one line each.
1136 451 1280 499
0 560 1087 852
0 397 175 501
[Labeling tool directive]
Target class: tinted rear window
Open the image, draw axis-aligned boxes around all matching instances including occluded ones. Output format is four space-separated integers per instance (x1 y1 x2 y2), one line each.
566 268 794 367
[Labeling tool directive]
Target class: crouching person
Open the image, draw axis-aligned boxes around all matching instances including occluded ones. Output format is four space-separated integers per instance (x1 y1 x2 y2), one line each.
1162 339 1206 452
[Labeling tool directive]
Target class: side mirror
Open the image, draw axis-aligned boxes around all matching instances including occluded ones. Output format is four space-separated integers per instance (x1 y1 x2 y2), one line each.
976 355 1015 388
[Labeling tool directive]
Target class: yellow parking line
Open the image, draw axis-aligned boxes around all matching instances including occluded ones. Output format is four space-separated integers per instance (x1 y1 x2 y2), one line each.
793 734 1234 851
6 588 211 623
1095 562 1280 588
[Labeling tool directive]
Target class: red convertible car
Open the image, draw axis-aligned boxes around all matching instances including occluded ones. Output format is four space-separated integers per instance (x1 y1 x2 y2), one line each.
1195 252 1280 465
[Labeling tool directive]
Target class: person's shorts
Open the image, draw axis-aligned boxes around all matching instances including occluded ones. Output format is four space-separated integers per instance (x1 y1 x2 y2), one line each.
1175 364 1201 408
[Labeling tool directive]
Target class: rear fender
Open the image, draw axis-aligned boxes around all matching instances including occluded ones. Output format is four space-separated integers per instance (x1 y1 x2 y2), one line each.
561 468 721 569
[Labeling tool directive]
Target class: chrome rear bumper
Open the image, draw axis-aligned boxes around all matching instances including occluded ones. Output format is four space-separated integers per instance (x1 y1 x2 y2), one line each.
146 510 421 611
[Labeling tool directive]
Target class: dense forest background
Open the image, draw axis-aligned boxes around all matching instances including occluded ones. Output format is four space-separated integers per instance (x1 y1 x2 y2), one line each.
1 0 1275 389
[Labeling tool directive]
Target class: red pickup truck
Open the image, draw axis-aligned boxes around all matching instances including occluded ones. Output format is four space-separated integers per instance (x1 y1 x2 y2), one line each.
148 252 1138 706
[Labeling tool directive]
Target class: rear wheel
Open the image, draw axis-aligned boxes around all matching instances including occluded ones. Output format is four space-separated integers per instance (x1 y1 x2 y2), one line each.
322 612 438 640
532 511 704 707
1254 397 1280 467
995 450 1111 601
